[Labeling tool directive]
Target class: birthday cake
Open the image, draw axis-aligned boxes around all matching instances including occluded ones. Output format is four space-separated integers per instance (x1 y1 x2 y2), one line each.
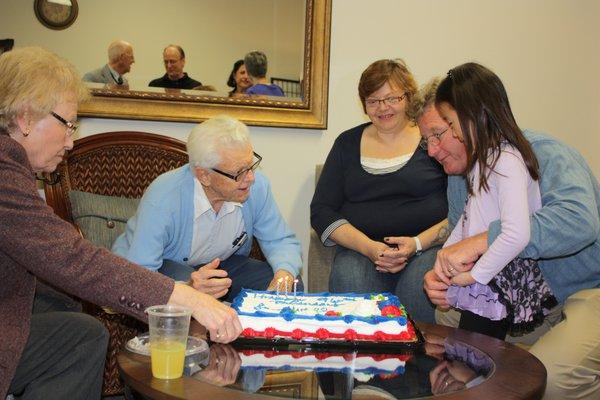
239 348 410 380
231 290 417 343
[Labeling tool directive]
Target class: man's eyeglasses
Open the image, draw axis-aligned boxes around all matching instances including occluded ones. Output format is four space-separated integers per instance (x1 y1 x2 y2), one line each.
365 93 407 109
419 127 450 150
211 152 262 182
50 111 79 137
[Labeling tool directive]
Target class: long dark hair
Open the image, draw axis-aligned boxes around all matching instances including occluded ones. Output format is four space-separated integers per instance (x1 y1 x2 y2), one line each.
436 62 538 194
227 59 244 94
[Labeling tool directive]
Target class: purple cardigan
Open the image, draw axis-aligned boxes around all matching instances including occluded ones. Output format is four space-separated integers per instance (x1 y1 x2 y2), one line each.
0 134 174 397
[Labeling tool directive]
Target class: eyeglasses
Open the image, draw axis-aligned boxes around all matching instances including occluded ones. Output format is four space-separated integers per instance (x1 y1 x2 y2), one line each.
419 127 450 150
211 152 262 182
365 93 407 109
50 111 79 137
35 171 62 185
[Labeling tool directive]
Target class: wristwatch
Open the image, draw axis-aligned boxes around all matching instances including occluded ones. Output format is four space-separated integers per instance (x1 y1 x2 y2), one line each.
413 236 423 256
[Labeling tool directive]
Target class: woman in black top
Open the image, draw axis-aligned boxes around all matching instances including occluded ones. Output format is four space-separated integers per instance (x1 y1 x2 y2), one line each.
310 59 447 323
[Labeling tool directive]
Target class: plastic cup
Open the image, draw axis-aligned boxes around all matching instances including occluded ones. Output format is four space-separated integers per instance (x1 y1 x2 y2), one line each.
146 305 192 379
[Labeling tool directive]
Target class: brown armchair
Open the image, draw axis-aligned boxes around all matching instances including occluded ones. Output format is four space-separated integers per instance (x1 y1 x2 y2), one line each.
43 131 264 396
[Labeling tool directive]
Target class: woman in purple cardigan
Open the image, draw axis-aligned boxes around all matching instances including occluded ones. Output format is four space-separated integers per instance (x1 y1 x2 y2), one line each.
0 47 242 400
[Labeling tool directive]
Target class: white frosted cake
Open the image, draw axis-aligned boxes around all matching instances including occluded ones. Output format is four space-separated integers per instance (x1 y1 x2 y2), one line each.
231 290 417 343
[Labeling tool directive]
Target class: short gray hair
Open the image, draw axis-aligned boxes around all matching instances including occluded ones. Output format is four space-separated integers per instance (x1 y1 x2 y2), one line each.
406 77 441 122
107 40 132 63
187 115 251 169
244 51 268 78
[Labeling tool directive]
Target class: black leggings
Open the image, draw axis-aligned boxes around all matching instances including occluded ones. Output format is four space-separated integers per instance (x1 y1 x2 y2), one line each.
459 310 509 340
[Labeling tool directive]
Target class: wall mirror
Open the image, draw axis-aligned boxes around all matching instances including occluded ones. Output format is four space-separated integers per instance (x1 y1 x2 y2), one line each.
2 0 330 128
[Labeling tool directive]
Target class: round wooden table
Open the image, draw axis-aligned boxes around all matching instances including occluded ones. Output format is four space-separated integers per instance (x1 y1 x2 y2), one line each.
118 322 546 399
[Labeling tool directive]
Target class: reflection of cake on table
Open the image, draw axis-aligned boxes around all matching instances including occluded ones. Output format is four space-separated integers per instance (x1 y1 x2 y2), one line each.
231 290 417 342
239 349 411 380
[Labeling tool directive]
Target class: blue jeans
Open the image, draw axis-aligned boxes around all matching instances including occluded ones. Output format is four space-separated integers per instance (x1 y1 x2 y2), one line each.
328 245 439 324
159 255 304 303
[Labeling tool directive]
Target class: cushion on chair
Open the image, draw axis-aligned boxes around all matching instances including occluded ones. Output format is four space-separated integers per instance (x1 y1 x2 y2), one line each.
68 191 139 249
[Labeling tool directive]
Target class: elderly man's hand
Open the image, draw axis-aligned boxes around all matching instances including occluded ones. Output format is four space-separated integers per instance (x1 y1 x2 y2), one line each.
423 269 450 309
190 258 232 299
435 233 486 279
266 270 296 292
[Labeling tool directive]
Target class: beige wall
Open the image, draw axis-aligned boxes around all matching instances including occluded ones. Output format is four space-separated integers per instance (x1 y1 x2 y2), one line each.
5 0 600 282
0 0 305 92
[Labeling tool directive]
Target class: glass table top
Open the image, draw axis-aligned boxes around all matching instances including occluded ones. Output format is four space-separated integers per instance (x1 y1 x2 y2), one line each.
184 334 494 399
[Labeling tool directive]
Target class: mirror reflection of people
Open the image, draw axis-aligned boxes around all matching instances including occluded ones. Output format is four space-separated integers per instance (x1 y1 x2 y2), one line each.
227 60 252 96
310 59 447 323
149 45 202 89
244 51 284 97
112 115 303 302
82 40 134 87
0 47 241 400
419 66 600 398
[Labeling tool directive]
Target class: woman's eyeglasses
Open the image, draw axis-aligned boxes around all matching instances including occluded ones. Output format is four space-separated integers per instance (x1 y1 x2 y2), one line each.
50 111 79 137
365 93 407 109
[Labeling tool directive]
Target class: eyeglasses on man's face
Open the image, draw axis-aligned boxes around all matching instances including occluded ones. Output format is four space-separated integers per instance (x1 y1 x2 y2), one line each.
211 152 262 182
419 126 451 151
50 111 79 137
365 93 407 109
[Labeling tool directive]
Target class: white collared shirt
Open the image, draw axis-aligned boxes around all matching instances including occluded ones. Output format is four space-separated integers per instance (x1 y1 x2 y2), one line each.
188 178 245 266
108 66 122 84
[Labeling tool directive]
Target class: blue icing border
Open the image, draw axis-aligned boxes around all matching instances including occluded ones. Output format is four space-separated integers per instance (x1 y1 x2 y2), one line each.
232 289 407 326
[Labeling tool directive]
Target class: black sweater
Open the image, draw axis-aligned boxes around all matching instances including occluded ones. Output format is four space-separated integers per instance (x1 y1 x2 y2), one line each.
311 123 448 243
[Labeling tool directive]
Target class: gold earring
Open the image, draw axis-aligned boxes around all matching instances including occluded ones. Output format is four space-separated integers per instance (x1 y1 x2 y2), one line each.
23 129 30 137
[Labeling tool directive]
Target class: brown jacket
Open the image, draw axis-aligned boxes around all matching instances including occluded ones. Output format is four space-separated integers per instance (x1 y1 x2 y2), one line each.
0 134 174 397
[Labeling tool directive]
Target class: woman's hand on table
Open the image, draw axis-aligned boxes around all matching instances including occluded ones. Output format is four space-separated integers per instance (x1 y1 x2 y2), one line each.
170 283 242 344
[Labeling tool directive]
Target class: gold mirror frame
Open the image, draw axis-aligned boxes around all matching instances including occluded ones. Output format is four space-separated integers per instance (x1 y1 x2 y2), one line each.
79 0 331 129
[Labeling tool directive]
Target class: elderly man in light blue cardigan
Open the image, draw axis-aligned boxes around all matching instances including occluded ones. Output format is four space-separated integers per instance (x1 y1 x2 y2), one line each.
113 116 302 302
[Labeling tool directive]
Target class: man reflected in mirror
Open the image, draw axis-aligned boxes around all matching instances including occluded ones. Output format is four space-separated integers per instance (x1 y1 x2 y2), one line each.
149 45 202 89
82 40 134 87
244 51 284 96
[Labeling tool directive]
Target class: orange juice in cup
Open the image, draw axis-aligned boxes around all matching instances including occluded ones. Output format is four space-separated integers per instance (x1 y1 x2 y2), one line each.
150 339 186 379
146 305 192 379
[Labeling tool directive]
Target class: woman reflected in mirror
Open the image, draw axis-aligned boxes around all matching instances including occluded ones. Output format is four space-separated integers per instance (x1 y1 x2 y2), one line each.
227 59 252 97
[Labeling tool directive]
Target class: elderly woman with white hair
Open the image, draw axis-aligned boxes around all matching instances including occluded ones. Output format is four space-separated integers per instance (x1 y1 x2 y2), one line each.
0 47 241 399
112 115 303 302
